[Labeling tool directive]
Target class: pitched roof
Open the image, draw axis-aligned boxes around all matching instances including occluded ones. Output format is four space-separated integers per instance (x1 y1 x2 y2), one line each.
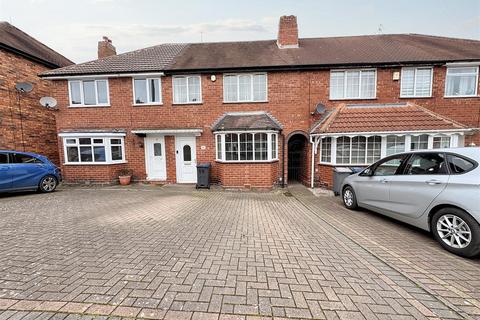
212 112 282 131
40 43 187 77
310 103 471 134
0 22 72 68
40 34 480 77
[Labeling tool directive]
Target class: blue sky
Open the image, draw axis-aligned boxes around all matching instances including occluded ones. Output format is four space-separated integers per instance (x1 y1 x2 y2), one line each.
1 0 479 63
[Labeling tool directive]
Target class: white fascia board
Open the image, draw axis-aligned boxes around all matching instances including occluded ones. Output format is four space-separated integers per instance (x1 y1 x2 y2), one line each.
43 72 165 80
59 132 126 137
445 61 480 67
310 128 475 137
132 129 203 135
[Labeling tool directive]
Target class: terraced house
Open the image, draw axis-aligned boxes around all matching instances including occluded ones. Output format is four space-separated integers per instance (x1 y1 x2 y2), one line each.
40 16 480 189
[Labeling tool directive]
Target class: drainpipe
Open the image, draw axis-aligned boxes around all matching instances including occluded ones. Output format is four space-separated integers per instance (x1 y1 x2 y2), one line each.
281 132 285 188
309 135 317 189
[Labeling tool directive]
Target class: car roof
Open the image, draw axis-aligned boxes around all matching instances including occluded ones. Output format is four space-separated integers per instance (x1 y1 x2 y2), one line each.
400 147 480 161
0 150 46 158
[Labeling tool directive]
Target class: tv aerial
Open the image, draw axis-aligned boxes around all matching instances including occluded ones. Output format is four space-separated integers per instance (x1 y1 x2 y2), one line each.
40 97 58 110
15 82 33 93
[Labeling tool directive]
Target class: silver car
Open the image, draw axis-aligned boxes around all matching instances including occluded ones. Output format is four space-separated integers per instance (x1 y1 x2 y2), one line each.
341 147 480 258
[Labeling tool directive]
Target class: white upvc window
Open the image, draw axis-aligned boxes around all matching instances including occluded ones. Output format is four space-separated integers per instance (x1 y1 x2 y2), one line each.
432 136 451 149
330 69 376 100
63 136 125 164
215 132 278 162
445 66 479 97
318 133 463 165
400 67 433 97
133 78 162 105
223 73 268 102
68 79 110 107
172 75 202 104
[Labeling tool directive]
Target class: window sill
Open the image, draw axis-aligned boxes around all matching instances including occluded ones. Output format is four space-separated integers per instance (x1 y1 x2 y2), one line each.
63 161 127 166
399 95 432 99
68 104 111 108
133 103 163 107
328 97 377 101
216 160 279 164
223 100 269 104
172 102 203 106
443 95 479 99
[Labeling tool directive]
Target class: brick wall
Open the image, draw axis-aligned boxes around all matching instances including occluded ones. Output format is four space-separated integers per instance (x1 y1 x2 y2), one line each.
52 66 480 187
0 49 59 164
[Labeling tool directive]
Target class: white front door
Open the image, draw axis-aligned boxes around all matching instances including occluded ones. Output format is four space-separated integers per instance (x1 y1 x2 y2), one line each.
175 136 197 183
145 136 166 180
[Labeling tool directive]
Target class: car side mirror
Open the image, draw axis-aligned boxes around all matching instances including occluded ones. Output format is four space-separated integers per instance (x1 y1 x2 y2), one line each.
360 168 373 176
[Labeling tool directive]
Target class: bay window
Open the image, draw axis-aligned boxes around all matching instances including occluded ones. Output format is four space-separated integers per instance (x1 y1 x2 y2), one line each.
173 75 202 104
386 136 405 156
133 78 162 105
433 136 451 149
68 79 109 106
400 67 433 97
216 132 278 162
330 69 376 100
410 134 429 150
223 73 267 102
63 136 125 164
320 137 332 163
445 67 478 97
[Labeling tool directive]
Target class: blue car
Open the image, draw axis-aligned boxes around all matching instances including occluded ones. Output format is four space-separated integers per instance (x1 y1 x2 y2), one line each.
0 150 61 193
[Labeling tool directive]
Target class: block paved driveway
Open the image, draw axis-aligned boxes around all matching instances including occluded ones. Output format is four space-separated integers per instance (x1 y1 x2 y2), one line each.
0 185 479 320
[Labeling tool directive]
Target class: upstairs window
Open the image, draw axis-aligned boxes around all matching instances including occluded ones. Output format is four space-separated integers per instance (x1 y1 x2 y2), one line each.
173 75 201 104
223 73 267 102
133 78 162 105
330 69 376 100
400 67 433 97
68 79 109 106
445 67 478 97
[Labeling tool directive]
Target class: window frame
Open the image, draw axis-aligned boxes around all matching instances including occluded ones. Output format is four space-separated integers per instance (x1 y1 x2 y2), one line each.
62 136 126 165
444 66 479 98
400 67 433 98
222 73 268 103
68 79 110 107
215 131 279 163
329 69 377 100
132 77 163 106
172 75 202 104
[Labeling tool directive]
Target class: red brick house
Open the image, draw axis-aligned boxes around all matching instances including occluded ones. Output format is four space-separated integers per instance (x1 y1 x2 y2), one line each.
40 16 480 188
0 22 73 164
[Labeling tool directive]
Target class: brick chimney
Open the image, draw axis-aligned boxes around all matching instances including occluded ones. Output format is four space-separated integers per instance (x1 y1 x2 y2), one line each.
277 15 299 49
98 36 116 59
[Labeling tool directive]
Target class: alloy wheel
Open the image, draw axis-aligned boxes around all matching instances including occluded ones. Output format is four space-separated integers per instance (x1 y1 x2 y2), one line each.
343 189 354 207
436 214 472 249
41 176 57 192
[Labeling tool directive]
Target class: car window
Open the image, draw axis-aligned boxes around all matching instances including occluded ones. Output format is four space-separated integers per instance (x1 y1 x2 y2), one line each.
447 154 476 174
404 153 447 175
373 155 407 176
11 153 42 164
0 153 8 164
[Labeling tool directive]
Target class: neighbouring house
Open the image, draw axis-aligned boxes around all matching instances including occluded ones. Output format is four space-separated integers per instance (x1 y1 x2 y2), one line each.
0 22 73 164
40 15 480 189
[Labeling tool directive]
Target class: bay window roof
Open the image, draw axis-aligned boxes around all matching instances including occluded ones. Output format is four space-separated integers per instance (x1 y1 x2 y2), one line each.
212 112 282 132
311 103 471 135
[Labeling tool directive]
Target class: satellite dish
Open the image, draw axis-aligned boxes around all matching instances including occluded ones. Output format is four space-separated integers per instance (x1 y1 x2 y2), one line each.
40 97 58 109
15 82 33 93
315 103 326 114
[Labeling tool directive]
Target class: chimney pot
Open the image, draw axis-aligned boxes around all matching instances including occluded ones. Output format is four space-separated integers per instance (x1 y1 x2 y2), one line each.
277 15 299 49
98 36 116 59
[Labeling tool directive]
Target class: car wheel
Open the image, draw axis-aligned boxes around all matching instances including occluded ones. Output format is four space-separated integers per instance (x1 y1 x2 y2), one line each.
431 208 480 258
342 186 358 210
39 175 58 193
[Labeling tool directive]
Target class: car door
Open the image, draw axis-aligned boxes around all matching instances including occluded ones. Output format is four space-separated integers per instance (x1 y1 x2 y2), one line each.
0 152 12 191
354 154 409 210
387 152 449 218
10 153 45 190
